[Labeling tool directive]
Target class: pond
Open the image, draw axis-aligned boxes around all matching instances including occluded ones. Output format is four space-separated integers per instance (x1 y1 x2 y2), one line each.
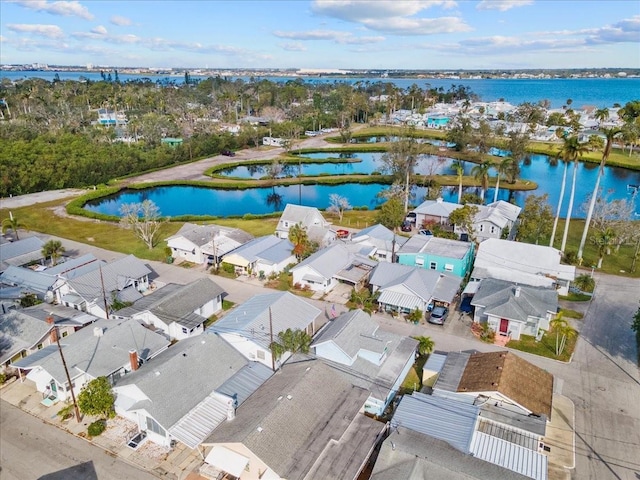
85 151 640 219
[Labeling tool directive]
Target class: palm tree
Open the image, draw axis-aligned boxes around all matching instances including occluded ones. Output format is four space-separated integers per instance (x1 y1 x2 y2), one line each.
42 239 65 266
492 157 512 203
594 107 609 126
550 315 576 357
470 161 491 203
1 212 26 240
558 135 589 252
595 227 617 268
288 223 309 261
451 160 464 204
413 336 435 356
577 127 622 262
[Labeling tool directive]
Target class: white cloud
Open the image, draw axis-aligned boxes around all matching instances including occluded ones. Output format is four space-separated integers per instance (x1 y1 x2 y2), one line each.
91 25 107 35
8 0 94 20
311 0 469 35
583 15 640 44
279 42 307 52
110 15 132 26
476 0 533 11
6 23 64 38
273 29 384 44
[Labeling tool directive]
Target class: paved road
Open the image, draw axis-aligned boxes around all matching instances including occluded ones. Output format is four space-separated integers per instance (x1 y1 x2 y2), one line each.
0 400 159 480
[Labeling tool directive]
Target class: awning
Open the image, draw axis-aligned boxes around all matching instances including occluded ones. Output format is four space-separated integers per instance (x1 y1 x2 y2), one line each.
302 274 326 284
378 290 425 310
205 446 249 477
462 281 480 296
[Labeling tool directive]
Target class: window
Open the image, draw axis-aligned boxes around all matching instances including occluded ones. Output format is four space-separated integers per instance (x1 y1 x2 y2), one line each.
146 416 165 436
62 331 68 337
479 224 484 232
37 343 43 350
429 262 437 270
444 264 454 272
490 226 496 234
415 257 424 266
257 350 265 360
181 327 188 334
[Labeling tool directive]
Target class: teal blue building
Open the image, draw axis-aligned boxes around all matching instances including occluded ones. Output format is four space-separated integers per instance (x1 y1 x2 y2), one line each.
396 235 474 278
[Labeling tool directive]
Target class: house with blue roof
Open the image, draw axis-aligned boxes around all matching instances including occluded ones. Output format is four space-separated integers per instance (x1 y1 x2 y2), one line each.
113 335 272 449
207 292 321 370
222 235 296 277
396 235 474 278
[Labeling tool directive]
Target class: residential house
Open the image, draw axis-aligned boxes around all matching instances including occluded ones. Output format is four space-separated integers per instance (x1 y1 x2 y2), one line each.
53 255 152 318
275 204 335 247
291 243 377 293
207 292 321 370
396 235 474 278
13 318 170 402
222 235 296 277
96 108 127 126
0 265 58 301
201 359 385 480
473 201 521 242
166 223 254 266
472 239 576 295
113 335 272 449
411 197 462 229
0 304 96 369
114 278 225 340
369 262 462 315
0 236 45 272
351 224 408 262
312 309 418 416
386 391 548 480
470 279 558 340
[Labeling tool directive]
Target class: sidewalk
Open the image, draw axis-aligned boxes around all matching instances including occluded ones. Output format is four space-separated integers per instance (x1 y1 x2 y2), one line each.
0 378 206 479
545 394 576 480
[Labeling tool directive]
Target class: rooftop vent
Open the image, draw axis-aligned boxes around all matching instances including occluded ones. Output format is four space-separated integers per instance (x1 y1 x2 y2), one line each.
286 395 292 400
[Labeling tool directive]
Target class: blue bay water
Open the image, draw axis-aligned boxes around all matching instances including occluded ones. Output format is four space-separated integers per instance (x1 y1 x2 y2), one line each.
1 70 638 108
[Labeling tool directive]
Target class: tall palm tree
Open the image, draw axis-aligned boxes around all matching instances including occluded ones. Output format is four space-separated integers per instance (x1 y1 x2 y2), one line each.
492 157 512 203
42 239 65 266
470 161 491 203
594 107 609 126
550 315 576 357
558 136 589 252
1 212 25 240
451 159 464 204
577 127 622 262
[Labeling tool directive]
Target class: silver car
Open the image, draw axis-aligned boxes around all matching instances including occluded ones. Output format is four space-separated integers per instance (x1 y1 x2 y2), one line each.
428 306 449 325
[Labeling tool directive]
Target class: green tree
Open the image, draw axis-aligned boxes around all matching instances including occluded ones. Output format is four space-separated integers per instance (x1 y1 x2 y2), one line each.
77 376 115 419
449 204 479 243
270 328 312 361
505 131 529 183
1 212 26 240
375 197 406 232
119 200 165 249
380 132 420 212
407 308 423 323
492 157 512 203
573 274 595 293
42 239 65 266
470 161 491 203
451 160 464 204
20 293 40 308
578 127 622 262
413 336 435 356
446 115 473 152
559 136 589 252
550 316 576 357
631 303 640 337
594 107 609 126
517 194 554 244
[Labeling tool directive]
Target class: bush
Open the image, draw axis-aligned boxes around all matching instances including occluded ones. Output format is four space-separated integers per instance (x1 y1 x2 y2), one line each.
87 420 106 437
221 262 235 274
563 250 578 265
57 404 75 420
480 323 495 343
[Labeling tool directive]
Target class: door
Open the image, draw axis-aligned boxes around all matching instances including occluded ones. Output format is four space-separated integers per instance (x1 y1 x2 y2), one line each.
499 318 509 335
49 380 57 398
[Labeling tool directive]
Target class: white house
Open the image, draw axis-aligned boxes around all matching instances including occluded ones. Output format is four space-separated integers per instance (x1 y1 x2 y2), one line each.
350 224 408 262
290 243 377 293
275 204 334 247
472 238 576 295
473 201 522 242
312 309 418 416
114 278 225 340
470 278 558 341
113 335 272 449
207 292 321 370
221 235 296 277
13 318 170 403
166 223 253 265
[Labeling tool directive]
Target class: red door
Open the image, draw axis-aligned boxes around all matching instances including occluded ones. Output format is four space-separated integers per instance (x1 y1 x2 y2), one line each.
499 318 509 334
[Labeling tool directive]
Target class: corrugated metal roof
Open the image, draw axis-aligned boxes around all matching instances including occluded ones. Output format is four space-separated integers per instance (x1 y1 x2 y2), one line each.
0 236 44 263
169 392 231 449
470 431 548 480
0 265 56 295
217 362 273 405
433 351 471 392
378 290 423 310
423 352 447 375
392 392 479 453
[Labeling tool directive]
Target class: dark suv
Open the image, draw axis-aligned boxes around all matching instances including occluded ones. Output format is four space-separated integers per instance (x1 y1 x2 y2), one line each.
221 149 235 157
401 221 412 232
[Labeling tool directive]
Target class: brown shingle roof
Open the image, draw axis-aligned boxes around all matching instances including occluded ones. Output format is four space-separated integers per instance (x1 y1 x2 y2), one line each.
457 351 553 418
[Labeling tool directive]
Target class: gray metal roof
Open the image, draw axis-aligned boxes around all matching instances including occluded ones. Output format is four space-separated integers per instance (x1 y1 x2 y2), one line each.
13 318 169 383
398 235 472 260
371 427 530 480
44 254 100 278
0 236 45 269
413 199 462 218
471 279 558 323
166 223 253 248
292 243 354 279
115 335 269 449
204 358 373 480
0 309 53 364
0 265 57 296
423 352 448 375
229 235 293 265
392 392 479 454
432 351 471 392
278 204 328 227
208 292 321 349
351 224 409 252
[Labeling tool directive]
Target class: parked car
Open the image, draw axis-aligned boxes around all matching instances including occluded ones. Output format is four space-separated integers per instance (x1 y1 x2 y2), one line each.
401 221 412 232
405 212 417 224
221 149 235 157
428 306 449 325
418 229 433 236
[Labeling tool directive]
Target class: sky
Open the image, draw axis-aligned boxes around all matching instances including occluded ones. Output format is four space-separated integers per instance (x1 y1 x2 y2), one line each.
0 0 639 70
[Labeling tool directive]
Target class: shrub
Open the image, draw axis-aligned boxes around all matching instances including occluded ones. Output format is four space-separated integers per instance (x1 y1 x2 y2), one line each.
87 420 106 437
563 250 578 265
57 404 75 420
0 372 6 385
221 262 235 274
480 323 496 343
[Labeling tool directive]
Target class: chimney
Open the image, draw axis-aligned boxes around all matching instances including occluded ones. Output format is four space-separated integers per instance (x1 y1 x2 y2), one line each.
129 350 139 371
93 326 104 337
47 314 57 343
514 286 521 298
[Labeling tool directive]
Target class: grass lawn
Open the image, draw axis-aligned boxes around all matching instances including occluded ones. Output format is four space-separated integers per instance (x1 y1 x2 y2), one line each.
400 355 428 394
559 308 584 320
559 292 593 302
507 330 577 362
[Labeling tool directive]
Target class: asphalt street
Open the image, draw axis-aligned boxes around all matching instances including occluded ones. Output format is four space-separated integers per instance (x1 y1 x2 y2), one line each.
0 400 159 480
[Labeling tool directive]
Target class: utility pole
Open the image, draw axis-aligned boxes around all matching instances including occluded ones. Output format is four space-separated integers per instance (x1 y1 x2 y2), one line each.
55 327 81 423
269 307 275 372
99 265 109 319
